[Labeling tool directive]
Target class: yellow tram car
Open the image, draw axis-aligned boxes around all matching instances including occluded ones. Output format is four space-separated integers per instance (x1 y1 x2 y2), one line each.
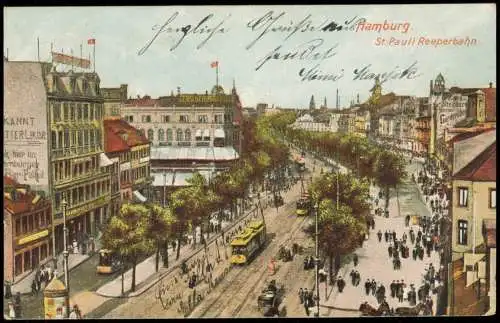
96 249 120 274
296 192 311 216
230 220 267 265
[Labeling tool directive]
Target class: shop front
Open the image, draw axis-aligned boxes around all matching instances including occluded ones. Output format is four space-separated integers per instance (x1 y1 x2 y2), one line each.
13 230 52 280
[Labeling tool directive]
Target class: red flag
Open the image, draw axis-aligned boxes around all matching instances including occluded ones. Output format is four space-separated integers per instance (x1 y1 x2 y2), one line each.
210 61 218 68
88 38 96 45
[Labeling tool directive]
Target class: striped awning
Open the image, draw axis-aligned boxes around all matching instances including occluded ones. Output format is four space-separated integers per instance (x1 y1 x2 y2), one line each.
133 190 147 203
99 153 114 167
214 128 225 138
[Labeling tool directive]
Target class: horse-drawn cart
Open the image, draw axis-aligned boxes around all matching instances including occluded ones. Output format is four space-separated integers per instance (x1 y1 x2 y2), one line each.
257 280 286 317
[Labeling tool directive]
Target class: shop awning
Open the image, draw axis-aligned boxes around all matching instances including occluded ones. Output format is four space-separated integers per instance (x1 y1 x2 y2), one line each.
214 128 225 138
152 172 175 187
133 190 147 203
99 153 114 167
203 129 210 138
173 172 195 187
195 129 202 138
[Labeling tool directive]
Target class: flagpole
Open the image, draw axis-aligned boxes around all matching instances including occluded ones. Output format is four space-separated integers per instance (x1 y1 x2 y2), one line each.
93 42 96 73
37 37 40 62
80 43 83 72
216 63 219 91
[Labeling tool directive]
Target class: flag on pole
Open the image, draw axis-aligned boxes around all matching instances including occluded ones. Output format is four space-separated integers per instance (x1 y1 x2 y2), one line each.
88 38 96 45
210 61 218 68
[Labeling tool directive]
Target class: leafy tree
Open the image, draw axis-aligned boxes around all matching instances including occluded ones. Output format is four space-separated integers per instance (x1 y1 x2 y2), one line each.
146 203 175 272
101 203 153 292
373 150 407 209
305 199 367 279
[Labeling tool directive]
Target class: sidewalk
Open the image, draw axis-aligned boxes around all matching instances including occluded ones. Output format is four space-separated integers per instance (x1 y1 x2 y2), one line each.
9 238 102 295
95 217 236 298
319 175 440 315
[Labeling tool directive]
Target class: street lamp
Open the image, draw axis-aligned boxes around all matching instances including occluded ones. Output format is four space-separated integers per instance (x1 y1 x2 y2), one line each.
314 202 320 317
61 198 70 318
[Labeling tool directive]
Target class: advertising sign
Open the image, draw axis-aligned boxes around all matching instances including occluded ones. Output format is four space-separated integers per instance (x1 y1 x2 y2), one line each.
4 62 49 193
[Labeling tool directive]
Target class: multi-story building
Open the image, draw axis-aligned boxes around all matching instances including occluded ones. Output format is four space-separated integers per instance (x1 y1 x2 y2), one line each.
103 118 152 203
4 61 112 257
414 115 431 155
290 113 330 132
378 113 399 139
429 74 469 169
354 108 371 137
450 129 496 315
101 84 128 118
337 112 355 134
4 176 52 282
121 84 241 151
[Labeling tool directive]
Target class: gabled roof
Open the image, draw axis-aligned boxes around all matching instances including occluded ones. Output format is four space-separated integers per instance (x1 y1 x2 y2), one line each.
453 129 497 176
453 143 496 181
4 176 48 214
103 119 149 153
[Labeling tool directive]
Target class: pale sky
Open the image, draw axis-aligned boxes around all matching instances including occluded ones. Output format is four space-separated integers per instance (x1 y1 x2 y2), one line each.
4 4 496 108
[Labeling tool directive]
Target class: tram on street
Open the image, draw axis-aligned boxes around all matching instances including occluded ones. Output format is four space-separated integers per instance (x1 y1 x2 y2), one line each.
96 249 121 274
296 192 311 216
230 220 267 265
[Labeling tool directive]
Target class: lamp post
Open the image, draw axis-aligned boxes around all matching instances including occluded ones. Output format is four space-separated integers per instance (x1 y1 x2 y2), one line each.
61 199 70 318
314 202 320 317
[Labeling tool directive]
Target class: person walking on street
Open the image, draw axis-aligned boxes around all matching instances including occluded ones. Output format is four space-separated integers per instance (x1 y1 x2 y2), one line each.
377 230 383 242
350 269 356 286
364 279 371 295
371 279 377 296
405 215 410 227
354 271 361 286
390 280 396 298
353 253 358 267
69 304 82 319
298 288 304 304
337 276 345 293
392 231 397 242
388 243 393 258
31 279 38 296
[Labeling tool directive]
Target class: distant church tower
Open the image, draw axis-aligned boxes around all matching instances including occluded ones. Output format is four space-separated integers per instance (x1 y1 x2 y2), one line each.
309 95 316 110
368 77 382 106
429 73 446 156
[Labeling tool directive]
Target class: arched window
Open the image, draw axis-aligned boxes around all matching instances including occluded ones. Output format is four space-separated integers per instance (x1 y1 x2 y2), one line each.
166 129 173 142
176 129 183 142
158 129 165 142
51 131 57 149
147 129 154 141
139 129 145 137
185 129 191 142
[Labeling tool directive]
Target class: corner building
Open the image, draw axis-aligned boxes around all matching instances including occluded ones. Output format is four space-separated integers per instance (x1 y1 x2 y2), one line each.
4 60 112 257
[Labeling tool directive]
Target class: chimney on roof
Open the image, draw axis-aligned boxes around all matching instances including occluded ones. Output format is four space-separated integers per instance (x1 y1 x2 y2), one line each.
489 82 493 88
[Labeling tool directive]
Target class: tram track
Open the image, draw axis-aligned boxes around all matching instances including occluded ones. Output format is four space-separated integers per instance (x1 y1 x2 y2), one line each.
191 197 309 318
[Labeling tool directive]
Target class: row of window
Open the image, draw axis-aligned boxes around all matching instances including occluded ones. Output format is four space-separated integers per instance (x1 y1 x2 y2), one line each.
53 156 100 182
52 102 103 123
54 179 111 211
14 209 51 237
51 128 102 150
457 187 496 208
140 128 215 142
119 165 150 184
125 114 226 124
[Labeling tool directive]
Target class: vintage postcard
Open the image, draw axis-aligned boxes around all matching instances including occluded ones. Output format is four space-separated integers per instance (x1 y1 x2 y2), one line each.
3 4 496 319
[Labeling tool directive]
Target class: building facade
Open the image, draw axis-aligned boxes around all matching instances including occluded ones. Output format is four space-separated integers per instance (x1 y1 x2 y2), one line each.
4 176 52 282
4 61 112 257
121 85 241 151
103 118 152 204
101 84 128 118
429 74 469 166
450 139 496 315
